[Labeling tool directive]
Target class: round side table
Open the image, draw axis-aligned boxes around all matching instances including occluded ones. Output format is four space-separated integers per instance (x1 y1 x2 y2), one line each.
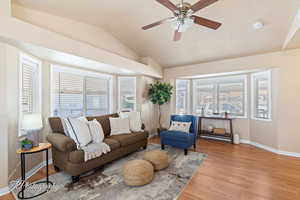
16 143 53 199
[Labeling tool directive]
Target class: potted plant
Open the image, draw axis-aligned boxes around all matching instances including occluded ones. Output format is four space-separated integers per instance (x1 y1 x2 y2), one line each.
20 138 33 150
148 81 173 134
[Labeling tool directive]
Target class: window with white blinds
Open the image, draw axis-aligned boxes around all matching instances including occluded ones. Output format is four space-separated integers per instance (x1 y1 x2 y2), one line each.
118 77 136 111
52 66 111 117
192 75 247 117
251 71 271 120
20 54 41 114
19 54 41 136
176 79 190 114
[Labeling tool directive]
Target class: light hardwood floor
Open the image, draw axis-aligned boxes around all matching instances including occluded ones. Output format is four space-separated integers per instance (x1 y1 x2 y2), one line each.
1 137 300 200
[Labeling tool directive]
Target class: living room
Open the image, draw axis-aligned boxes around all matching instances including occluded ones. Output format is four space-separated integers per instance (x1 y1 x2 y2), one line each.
1 0 300 199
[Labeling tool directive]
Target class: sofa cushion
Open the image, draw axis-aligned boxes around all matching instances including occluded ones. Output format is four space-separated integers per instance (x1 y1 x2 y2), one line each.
69 138 121 164
108 131 148 147
87 113 119 137
103 138 121 150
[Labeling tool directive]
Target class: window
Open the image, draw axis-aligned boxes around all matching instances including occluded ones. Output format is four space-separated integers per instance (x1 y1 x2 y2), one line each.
192 75 247 117
118 77 136 111
176 79 190 114
19 54 41 135
51 66 112 117
251 71 271 120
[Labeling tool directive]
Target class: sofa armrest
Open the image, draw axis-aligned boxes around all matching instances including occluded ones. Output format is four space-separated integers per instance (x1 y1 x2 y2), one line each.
46 133 77 152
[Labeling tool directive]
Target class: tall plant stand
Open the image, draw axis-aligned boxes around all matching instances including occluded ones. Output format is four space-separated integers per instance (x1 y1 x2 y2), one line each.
198 117 234 144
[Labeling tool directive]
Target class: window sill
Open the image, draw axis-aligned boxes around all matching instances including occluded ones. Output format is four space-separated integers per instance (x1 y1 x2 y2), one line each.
251 117 272 122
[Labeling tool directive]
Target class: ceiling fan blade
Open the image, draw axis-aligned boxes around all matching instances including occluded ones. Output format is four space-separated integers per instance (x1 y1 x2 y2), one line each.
156 0 178 12
142 17 175 30
190 0 218 13
192 15 222 30
173 30 181 41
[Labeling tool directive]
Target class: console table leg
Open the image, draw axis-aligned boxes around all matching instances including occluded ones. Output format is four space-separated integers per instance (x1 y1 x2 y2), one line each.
21 153 25 199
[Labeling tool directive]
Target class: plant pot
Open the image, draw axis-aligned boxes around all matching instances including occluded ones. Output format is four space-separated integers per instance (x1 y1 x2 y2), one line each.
22 143 33 151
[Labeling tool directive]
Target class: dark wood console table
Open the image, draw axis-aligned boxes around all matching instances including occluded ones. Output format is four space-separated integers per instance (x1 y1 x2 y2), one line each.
198 117 234 144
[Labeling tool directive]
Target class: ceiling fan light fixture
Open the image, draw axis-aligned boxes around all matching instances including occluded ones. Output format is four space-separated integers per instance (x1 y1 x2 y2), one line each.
171 17 194 32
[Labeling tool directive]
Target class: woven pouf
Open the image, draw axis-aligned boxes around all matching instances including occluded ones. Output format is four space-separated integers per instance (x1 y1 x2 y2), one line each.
143 150 170 171
122 159 154 186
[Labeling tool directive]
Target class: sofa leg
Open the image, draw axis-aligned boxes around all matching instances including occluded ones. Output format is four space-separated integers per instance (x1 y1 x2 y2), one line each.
161 144 165 150
184 149 188 155
54 165 60 172
71 176 80 183
143 145 147 150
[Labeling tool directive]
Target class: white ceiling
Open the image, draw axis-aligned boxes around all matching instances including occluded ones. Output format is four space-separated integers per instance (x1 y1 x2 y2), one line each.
13 0 300 68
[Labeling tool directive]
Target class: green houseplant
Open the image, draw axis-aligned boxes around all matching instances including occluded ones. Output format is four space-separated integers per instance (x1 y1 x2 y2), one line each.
20 138 33 150
148 81 173 129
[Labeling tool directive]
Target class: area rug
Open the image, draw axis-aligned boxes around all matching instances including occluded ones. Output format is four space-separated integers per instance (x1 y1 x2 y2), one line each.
13 144 205 200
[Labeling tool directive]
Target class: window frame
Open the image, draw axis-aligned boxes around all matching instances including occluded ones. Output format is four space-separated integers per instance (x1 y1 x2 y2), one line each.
191 75 248 118
50 65 113 117
19 53 42 136
251 70 272 121
175 79 190 114
118 76 137 112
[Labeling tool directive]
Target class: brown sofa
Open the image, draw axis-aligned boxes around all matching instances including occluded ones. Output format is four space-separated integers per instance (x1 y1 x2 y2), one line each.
47 113 148 181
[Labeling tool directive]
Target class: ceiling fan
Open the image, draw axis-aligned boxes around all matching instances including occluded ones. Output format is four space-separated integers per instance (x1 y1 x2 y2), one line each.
142 0 222 41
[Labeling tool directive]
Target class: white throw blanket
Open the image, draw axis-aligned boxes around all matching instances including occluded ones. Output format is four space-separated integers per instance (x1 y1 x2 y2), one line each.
81 142 111 162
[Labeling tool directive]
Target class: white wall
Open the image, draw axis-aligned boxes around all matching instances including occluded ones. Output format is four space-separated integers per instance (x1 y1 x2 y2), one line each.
164 49 300 154
0 43 9 189
11 4 139 62
0 1 163 78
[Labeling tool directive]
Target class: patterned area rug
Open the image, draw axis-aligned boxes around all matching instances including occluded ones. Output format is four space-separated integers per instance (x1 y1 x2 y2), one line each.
13 144 205 200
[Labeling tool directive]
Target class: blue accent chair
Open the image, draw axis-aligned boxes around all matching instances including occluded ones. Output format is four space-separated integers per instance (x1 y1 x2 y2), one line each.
160 115 198 155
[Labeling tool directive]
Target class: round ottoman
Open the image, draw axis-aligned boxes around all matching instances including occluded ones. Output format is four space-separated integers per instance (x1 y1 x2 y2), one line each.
122 159 154 186
143 150 170 171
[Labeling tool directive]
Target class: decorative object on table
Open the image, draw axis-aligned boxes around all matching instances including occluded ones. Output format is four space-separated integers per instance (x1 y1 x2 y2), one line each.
143 150 170 171
224 111 228 119
16 143 53 199
234 134 240 144
148 81 173 131
199 116 234 144
160 115 198 155
122 159 154 186
213 128 226 135
13 144 205 200
21 113 43 147
207 124 214 132
20 138 33 150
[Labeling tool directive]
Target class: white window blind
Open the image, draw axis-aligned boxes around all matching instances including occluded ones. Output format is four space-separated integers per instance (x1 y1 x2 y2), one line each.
86 77 110 116
20 56 40 114
176 80 190 114
118 77 136 111
20 54 41 136
251 71 271 120
192 75 247 117
52 66 111 117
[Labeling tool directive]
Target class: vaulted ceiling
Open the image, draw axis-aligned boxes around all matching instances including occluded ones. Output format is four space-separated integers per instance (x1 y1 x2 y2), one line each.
13 0 300 67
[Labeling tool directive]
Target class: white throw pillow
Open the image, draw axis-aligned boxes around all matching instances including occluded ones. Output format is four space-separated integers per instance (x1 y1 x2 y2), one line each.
66 117 92 148
109 117 131 135
119 111 143 132
87 119 105 143
169 121 192 133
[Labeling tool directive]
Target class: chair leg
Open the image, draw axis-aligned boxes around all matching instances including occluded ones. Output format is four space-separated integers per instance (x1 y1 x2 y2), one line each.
161 144 165 150
71 175 80 183
194 143 196 150
143 145 147 150
184 149 188 155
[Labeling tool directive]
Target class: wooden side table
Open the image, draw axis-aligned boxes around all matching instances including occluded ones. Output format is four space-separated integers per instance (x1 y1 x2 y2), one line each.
16 143 53 199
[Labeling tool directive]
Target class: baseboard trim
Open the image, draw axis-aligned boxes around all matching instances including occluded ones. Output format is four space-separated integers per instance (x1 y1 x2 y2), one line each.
240 139 300 157
0 159 53 197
